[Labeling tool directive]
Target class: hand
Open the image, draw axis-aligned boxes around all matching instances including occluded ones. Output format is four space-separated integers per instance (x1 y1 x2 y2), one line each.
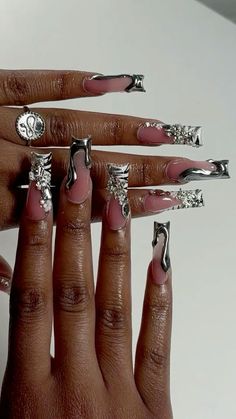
0 69 228 292
0 153 173 419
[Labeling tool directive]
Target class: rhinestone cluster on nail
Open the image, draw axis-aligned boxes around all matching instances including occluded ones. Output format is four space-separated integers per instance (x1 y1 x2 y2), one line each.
29 152 52 213
144 122 202 147
171 188 204 209
107 164 130 217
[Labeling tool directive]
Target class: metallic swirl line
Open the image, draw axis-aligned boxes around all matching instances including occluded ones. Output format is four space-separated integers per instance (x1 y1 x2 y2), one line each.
152 221 171 273
179 159 230 182
90 73 145 92
65 136 92 190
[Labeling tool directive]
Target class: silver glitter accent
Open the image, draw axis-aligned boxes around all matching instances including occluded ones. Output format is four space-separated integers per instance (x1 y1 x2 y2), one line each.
148 188 204 210
107 164 130 218
29 152 52 213
170 188 204 209
90 74 145 92
152 222 171 273
143 122 202 147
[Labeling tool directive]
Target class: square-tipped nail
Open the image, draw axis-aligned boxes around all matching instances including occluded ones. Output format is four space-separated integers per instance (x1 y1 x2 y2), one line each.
152 222 171 285
65 137 92 204
26 152 52 220
83 74 145 94
106 164 130 230
144 188 204 213
137 122 202 147
166 159 230 183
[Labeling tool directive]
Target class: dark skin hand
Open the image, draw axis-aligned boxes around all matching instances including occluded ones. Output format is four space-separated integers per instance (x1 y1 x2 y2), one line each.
0 158 173 418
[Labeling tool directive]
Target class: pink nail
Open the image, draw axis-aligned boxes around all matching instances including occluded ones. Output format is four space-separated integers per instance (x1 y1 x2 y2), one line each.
166 159 216 183
83 74 145 94
106 197 128 230
144 191 181 213
66 150 91 204
151 222 170 285
26 181 49 221
137 123 202 147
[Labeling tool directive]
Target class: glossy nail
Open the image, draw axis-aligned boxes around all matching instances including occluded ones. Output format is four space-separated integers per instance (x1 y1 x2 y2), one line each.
83 74 145 94
137 122 202 147
144 188 204 213
65 137 92 204
166 159 230 183
26 152 52 221
106 164 130 230
152 222 171 285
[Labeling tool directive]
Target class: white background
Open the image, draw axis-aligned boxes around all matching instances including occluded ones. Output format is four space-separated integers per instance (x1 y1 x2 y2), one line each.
0 1 235 418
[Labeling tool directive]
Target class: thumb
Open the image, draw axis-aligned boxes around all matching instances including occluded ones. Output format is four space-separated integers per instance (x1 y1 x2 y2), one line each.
0 255 12 294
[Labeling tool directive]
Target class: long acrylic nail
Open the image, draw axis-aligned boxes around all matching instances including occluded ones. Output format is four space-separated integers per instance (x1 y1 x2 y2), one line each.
152 222 171 285
166 158 230 183
144 188 204 213
83 74 145 94
65 136 92 204
26 152 52 221
137 122 202 147
106 164 130 230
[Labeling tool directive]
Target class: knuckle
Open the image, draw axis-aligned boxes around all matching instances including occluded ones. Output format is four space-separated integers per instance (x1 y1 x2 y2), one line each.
139 345 169 372
97 303 128 332
49 113 70 145
140 158 152 185
54 282 91 313
109 117 123 145
10 286 48 320
2 72 28 105
145 293 172 322
61 219 90 239
102 243 129 265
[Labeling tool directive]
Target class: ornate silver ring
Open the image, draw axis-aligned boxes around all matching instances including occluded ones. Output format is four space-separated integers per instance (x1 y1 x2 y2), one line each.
15 106 45 145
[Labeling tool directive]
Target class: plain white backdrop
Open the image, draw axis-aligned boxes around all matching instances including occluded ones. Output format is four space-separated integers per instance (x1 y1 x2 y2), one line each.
0 1 235 418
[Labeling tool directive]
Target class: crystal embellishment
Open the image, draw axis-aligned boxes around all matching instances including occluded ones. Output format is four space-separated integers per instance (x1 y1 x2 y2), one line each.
143 122 202 147
171 188 204 209
107 164 130 217
29 152 52 213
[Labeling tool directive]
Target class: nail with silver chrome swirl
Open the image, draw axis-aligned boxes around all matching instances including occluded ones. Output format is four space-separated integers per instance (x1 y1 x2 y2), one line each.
16 106 45 145
152 221 171 275
107 164 130 218
29 152 52 213
137 122 202 147
84 73 145 94
179 159 230 182
65 136 92 190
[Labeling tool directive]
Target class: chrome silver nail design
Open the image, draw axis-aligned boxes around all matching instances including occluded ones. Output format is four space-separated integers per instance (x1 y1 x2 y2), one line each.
29 152 52 212
148 188 204 209
65 136 92 190
16 106 45 145
142 122 202 147
152 222 171 272
107 164 130 217
91 74 145 92
179 159 230 182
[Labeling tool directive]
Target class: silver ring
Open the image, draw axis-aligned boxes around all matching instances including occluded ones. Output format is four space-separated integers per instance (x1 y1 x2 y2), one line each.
15 106 45 145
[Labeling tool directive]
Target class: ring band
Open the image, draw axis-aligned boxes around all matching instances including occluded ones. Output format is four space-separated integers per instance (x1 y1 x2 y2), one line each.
15 106 45 145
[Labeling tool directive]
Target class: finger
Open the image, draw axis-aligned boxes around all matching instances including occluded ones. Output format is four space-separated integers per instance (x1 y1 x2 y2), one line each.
95 164 132 386
0 70 144 106
1 106 201 148
7 152 53 380
135 222 172 417
0 255 12 294
53 140 102 383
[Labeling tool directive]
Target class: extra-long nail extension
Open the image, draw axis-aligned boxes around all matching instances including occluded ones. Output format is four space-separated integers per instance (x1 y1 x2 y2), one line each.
166 159 230 183
65 136 92 204
83 74 145 94
106 163 130 230
152 221 171 285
